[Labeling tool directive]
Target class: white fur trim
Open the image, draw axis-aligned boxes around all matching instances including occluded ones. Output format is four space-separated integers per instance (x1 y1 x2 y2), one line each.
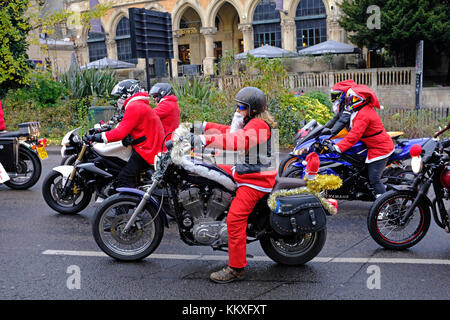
124 95 150 109
171 123 237 191
236 183 272 192
365 147 395 163
101 132 108 143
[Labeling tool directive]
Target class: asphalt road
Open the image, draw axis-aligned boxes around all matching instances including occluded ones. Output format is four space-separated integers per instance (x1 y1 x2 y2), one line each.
0 147 449 304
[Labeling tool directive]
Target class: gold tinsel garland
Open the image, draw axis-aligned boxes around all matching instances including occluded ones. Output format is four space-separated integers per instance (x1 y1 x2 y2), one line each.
268 174 343 215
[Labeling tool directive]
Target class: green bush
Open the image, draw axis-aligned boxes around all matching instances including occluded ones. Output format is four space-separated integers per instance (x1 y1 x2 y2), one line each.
29 71 67 107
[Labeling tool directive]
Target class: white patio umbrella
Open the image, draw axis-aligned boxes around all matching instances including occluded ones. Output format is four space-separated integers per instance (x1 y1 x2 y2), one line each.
235 44 299 59
298 40 360 56
80 57 136 70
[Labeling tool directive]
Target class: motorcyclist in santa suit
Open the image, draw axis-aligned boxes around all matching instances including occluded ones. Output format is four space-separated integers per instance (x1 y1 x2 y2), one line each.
149 83 180 141
191 86 278 283
86 79 164 188
324 79 357 137
327 84 395 197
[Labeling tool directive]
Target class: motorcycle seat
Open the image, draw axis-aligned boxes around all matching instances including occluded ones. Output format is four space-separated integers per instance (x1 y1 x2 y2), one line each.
0 131 25 138
273 176 307 192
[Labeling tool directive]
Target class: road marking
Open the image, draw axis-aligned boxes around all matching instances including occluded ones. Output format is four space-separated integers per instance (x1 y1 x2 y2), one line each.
42 250 450 265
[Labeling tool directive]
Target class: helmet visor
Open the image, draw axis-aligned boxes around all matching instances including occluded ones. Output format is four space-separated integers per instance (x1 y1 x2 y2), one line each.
345 94 365 111
330 91 343 103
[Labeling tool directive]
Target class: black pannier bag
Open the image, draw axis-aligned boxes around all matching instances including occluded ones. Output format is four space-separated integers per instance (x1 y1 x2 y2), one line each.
0 137 19 172
270 193 327 235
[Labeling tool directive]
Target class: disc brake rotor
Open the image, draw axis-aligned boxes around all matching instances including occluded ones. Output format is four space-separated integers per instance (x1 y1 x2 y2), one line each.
110 214 143 245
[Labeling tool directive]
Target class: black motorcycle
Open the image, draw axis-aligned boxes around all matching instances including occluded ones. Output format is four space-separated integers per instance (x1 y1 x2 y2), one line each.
91 124 338 265
42 126 152 214
367 121 450 250
0 122 45 189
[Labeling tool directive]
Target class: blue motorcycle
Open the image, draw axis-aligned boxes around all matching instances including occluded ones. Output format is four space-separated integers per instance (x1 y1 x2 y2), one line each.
280 120 429 201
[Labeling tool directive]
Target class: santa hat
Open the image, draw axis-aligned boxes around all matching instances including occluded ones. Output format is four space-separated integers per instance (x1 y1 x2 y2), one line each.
347 84 381 109
331 79 357 94
303 152 320 180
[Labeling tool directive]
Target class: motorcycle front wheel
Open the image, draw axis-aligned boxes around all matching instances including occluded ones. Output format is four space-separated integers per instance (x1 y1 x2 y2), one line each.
367 190 431 250
92 193 164 261
42 170 92 214
5 145 41 190
260 230 326 265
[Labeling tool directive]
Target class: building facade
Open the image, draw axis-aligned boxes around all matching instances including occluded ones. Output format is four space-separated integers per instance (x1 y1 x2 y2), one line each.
69 0 348 79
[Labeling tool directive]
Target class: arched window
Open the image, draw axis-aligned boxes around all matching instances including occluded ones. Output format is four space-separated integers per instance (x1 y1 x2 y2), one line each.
87 25 107 62
296 0 327 51
252 0 281 48
115 17 135 63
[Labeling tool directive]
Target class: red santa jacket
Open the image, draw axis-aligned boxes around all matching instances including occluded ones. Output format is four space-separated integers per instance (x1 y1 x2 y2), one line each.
203 118 277 192
153 94 180 140
335 85 394 162
0 100 5 131
102 92 164 165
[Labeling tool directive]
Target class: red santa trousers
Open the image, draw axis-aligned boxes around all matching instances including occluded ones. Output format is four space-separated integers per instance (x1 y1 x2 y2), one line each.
227 185 268 268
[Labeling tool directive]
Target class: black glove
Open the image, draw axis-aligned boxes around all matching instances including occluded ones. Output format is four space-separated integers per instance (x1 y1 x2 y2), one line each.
84 133 103 143
321 140 338 154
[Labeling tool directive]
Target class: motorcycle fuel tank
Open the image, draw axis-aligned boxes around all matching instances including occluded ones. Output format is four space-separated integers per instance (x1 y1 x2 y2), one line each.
93 141 132 162
440 166 450 190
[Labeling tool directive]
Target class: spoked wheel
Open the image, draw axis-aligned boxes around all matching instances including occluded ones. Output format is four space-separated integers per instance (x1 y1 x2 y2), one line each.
42 170 92 214
260 230 326 265
92 194 164 261
367 190 430 250
5 145 41 190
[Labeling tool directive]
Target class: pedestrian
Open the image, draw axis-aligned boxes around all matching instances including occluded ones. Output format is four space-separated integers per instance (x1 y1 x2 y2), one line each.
191 87 278 283
328 84 395 197
150 83 180 141
86 79 164 188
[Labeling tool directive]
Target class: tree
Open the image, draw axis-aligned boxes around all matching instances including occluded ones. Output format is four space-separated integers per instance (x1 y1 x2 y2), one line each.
339 0 450 68
0 0 32 97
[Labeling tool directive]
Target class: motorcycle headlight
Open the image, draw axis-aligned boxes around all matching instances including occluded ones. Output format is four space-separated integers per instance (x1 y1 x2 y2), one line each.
411 156 423 174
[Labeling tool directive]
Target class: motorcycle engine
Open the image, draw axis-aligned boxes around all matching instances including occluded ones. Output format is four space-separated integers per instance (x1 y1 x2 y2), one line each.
178 187 233 245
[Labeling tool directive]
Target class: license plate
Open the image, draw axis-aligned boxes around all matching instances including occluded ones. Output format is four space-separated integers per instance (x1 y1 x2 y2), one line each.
37 146 48 160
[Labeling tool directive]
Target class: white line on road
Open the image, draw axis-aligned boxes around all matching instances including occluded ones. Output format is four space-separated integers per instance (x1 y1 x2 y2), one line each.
42 250 450 265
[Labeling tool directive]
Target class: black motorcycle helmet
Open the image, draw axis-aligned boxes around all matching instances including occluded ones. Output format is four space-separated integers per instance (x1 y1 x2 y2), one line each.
234 87 267 118
111 79 141 99
149 83 172 103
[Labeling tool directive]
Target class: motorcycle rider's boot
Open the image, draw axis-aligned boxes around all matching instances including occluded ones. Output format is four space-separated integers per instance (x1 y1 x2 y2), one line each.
210 266 245 284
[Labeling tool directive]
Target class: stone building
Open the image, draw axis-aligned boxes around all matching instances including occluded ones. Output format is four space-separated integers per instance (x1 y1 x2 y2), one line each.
68 0 349 80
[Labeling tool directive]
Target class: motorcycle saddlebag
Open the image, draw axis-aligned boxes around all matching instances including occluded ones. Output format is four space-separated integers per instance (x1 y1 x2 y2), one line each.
270 193 327 236
0 137 19 172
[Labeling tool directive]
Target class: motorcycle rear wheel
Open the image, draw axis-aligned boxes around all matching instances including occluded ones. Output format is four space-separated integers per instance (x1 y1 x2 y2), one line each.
367 190 431 250
5 145 41 190
42 170 92 214
260 230 326 265
92 194 164 261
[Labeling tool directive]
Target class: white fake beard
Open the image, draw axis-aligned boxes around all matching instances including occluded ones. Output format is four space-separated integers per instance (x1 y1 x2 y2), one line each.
332 101 340 114
230 112 245 133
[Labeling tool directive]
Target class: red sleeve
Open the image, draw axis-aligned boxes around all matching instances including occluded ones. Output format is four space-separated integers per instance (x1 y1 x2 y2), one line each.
205 119 270 151
336 112 368 153
105 104 139 142
204 122 230 135
154 101 171 120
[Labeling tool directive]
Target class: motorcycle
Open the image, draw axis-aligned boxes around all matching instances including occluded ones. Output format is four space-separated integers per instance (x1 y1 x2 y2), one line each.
367 121 450 250
42 125 152 215
0 122 46 189
60 113 123 166
280 121 429 201
91 123 338 265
